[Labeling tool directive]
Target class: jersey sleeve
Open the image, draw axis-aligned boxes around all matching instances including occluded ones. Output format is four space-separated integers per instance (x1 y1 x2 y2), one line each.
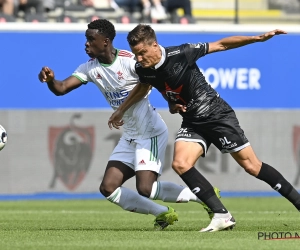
72 62 90 84
184 42 209 66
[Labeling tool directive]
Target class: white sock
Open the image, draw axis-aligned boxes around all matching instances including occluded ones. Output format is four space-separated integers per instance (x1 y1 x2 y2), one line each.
107 187 168 216
150 181 202 203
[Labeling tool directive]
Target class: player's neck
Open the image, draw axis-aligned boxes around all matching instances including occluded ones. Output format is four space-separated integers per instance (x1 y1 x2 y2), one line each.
97 48 117 64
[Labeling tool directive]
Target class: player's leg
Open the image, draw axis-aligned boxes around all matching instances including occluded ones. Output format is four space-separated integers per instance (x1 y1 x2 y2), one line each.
134 131 220 218
231 146 300 211
134 169 178 230
100 160 170 215
172 138 235 232
100 137 177 226
134 132 183 230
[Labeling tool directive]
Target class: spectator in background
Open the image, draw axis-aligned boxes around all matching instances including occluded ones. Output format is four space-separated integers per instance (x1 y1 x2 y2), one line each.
112 0 140 14
112 0 167 21
0 0 14 15
16 0 44 14
80 0 94 6
44 0 55 12
162 0 194 23
141 0 167 21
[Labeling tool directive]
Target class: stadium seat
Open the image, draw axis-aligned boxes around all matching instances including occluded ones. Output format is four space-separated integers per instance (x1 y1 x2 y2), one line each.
0 13 15 22
24 13 47 23
86 15 103 23
172 15 195 24
57 15 79 23
116 14 138 24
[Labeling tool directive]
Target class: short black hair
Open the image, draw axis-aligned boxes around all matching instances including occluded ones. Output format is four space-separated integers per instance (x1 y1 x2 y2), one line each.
88 19 116 41
127 24 157 46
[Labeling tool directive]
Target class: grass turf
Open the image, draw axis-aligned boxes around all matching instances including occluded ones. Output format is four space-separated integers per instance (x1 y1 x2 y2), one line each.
0 197 299 250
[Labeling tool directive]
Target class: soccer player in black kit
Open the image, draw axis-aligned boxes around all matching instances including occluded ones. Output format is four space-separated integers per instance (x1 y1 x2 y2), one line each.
108 24 300 232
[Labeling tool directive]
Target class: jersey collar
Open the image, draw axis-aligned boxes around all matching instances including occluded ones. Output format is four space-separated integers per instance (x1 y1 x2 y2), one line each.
154 45 166 69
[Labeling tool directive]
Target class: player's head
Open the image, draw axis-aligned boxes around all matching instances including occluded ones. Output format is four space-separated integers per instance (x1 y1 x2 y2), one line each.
127 24 160 68
85 19 116 58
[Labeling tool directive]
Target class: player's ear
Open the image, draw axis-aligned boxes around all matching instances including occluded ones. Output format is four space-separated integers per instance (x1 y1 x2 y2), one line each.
104 38 110 46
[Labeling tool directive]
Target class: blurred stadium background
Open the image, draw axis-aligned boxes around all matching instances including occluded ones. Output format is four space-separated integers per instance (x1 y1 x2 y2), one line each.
1 0 300 199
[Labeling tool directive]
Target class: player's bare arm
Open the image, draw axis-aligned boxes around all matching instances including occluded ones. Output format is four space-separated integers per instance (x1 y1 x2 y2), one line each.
208 29 287 54
38 66 83 96
108 82 151 130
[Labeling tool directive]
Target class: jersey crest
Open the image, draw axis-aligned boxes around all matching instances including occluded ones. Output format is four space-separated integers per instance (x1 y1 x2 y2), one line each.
162 82 186 104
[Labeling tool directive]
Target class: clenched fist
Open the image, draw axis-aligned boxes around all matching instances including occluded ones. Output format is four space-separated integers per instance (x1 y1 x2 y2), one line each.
38 67 55 83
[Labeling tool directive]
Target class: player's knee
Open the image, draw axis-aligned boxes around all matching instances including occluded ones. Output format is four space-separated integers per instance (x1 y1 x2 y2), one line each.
136 183 152 198
99 181 116 197
172 159 189 175
243 162 261 176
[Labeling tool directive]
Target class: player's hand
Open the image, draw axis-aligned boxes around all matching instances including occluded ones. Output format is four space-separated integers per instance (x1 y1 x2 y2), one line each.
168 102 187 114
259 29 287 42
38 67 55 83
108 110 125 130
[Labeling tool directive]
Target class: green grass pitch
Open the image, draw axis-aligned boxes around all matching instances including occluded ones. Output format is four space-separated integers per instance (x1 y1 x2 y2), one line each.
0 197 300 250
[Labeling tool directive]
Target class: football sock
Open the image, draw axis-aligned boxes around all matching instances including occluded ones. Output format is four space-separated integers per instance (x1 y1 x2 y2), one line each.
180 167 228 213
107 187 168 216
256 162 300 210
150 181 202 203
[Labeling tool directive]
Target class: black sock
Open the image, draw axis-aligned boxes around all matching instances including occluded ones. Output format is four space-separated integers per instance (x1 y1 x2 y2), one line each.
257 162 300 210
180 167 228 213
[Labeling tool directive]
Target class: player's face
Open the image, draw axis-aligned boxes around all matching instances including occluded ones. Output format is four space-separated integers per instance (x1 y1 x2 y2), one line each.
130 41 161 68
85 29 108 58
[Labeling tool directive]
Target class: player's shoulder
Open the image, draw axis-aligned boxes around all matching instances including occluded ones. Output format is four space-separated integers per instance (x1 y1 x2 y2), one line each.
118 49 134 58
84 57 97 66
165 44 185 57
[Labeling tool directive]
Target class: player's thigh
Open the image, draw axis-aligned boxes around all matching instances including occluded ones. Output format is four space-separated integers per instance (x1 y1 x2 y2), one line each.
173 126 207 174
109 136 136 170
100 137 136 195
135 170 158 197
135 131 168 175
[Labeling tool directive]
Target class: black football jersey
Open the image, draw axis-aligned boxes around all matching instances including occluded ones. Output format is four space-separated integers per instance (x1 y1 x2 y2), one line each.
135 43 222 122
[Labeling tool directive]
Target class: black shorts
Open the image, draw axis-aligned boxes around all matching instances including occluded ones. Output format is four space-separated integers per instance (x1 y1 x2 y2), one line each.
175 99 250 156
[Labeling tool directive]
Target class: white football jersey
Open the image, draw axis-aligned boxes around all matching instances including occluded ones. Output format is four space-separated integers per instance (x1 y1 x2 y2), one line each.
72 49 167 140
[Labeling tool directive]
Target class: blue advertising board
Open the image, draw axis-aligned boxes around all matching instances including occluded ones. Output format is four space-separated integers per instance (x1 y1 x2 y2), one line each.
0 29 299 109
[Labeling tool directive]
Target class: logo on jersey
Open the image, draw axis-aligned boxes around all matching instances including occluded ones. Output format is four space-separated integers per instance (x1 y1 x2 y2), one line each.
167 50 180 56
177 128 191 138
165 63 183 78
162 82 186 103
191 187 201 194
293 126 300 186
48 114 94 190
117 71 124 81
273 183 282 191
138 159 146 165
104 90 130 107
219 136 237 149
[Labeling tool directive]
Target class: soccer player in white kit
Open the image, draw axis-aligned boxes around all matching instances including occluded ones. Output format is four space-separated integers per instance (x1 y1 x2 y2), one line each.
38 19 219 230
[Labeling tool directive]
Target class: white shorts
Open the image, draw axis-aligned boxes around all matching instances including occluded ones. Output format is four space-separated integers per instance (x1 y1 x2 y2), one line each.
109 130 168 175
